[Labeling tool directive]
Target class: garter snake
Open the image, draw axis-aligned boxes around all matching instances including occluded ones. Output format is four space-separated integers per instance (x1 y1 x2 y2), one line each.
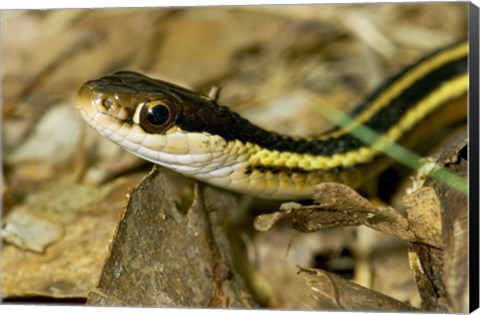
76 41 468 200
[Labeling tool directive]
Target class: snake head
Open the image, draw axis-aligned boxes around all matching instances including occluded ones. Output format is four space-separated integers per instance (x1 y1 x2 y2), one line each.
76 70 247 134
76 71 189 131
75 71 255 179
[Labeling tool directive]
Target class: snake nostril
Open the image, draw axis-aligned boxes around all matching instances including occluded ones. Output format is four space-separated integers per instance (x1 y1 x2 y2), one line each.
102 98 115 110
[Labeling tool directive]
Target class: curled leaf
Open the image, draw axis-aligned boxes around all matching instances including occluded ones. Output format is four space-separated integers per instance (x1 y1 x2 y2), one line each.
255 182 437 247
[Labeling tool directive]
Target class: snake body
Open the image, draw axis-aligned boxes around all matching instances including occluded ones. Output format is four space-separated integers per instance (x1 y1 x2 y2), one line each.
76 41 468 200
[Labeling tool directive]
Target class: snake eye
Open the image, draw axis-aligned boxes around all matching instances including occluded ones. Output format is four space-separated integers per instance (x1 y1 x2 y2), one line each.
139 99 176 134
147 104 169 126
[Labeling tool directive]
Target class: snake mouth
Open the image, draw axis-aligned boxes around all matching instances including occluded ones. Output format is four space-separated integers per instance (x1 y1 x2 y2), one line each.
75 84 99 120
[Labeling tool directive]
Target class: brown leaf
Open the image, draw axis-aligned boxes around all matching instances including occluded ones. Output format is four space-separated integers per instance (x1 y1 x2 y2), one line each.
404 187 443 248
87 167 255 308
299 266 418 311
440 162 468 313
404 129 468 312
255 183 435 247
436 141 468 313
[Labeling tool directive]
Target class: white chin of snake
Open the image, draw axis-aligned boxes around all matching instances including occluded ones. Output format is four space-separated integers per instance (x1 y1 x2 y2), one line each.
85 110 255 191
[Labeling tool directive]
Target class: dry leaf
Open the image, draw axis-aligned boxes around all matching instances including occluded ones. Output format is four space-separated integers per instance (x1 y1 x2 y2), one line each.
299 266 418 311
87 167 255 308
254 182 437 247
405 130 468 312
